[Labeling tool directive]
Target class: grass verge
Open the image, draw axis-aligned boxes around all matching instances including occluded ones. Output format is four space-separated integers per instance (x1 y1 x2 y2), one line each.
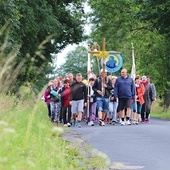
0 94 108 170
151 101 170 120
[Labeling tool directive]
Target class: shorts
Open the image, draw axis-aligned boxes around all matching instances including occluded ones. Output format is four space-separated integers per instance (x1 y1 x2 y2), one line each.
96 97 109 113
118 98 132 111
132 101 142 114
71 99 84 114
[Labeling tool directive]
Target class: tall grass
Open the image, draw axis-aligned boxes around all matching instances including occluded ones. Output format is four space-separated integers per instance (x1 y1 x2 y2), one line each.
151 100 170 120
0 93 108 170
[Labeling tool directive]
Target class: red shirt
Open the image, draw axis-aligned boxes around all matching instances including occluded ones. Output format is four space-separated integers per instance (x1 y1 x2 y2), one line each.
63 87 70 107
142 81 148 88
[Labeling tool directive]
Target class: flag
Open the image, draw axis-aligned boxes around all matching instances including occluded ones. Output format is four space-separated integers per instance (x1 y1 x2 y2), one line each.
131 43 137 119
88 66 94 78
87 53 91 79
131 64 136 80
131 43 136 80
87 53 95 79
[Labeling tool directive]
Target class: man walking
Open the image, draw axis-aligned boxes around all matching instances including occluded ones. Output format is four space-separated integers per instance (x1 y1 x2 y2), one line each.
114 68 135 125
92 69 113 126
69 73 87 128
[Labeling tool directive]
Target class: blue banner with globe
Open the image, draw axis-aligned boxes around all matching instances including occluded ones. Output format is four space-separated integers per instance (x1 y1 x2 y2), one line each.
101 54 123 73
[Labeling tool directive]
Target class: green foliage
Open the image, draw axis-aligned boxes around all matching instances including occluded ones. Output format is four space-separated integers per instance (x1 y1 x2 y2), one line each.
87 0 170 107
151 99 170 119
135 0 170 37
0 0 86 93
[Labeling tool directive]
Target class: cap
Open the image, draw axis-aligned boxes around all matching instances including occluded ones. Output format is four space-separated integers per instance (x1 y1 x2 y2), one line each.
111 76 117 79
142 75 147 81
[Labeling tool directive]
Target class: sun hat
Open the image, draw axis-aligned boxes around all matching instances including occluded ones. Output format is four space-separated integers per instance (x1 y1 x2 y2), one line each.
142 75 147 81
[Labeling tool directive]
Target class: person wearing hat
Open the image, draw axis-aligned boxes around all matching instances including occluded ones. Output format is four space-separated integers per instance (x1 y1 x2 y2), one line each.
141 75 156 123
147 75 156 102
108 76 118 125
114 68 135 126
92 68 113 126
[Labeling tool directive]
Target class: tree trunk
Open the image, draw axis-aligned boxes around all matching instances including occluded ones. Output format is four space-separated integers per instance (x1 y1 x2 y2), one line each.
163 54 170 111
163 90 170 111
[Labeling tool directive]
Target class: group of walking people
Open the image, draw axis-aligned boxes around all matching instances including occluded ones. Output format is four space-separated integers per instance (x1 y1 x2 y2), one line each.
43 68 156 127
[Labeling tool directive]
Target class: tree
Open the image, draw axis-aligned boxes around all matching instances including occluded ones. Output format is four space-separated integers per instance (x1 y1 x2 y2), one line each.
134 0 170 109
88 0 170 108
0 0 86 93
135 0 170 37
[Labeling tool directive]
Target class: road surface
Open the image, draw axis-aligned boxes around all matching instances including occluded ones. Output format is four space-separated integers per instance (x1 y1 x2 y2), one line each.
71 118 170 170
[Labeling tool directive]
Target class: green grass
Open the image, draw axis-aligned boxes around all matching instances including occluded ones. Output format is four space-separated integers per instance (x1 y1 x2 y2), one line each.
151 101 170 120
0 94 108 170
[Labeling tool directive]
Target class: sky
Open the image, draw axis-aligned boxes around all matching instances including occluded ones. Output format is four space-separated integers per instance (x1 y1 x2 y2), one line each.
53 2 91 68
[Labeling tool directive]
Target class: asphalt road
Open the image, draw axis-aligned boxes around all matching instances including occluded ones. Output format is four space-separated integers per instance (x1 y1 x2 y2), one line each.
71 118 170 170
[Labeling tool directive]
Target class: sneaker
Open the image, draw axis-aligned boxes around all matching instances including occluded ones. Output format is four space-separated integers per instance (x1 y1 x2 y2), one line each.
64 124 68 127
135 121 139 125
145 119 150 124
126 120 131 125
73 118 76 126
121 121 126 126
104 119 108 124
132 120 136 125
53 119 58 123
119 118 122 124
140 120 145 123
101 121 105 126
88 121 94 126
67 123 71 127
98 120 102 126
78 123 81 128
113 120 118 123
112 121 116 125
94 117 98 123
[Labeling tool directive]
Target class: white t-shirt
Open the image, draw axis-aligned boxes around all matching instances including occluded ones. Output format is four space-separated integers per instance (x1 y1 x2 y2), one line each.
90 85 94 102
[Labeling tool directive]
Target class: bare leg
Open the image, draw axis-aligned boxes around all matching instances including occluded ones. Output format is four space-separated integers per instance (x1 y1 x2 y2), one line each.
98 111 103 120
98 111 105 126
132 112 136 124
72 113 77 126
77 112 82 128
77 111 82 121
119 110 125 120
125 108 132 125
136 113 139 124
126 108 131 118
102 112 106 121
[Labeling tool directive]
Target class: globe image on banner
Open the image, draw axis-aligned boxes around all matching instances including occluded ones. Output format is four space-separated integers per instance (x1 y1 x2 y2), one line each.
101 54 123 73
